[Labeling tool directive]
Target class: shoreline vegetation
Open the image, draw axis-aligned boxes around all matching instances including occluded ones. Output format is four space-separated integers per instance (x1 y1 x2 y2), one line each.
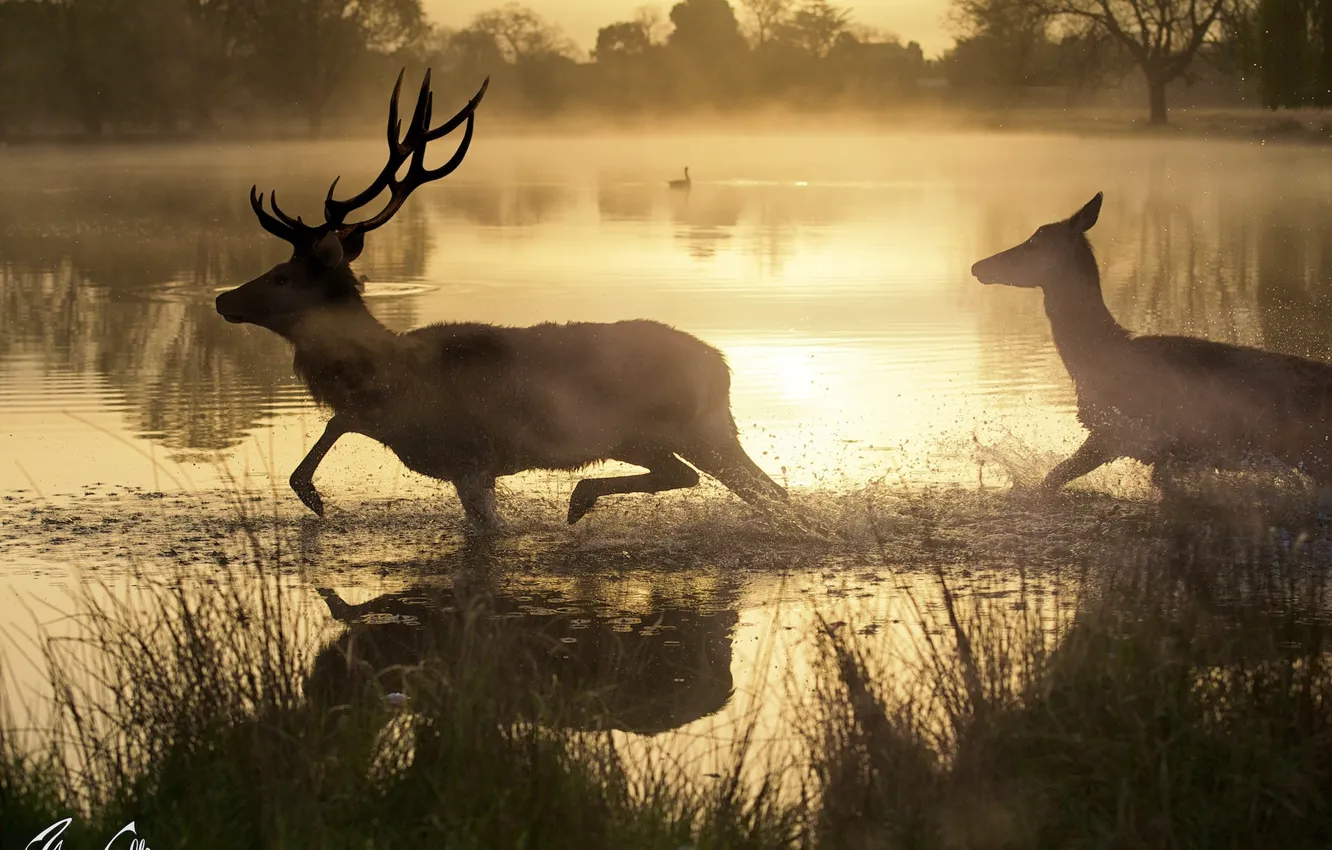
5 487 1332 848
0 0 1321 143
5 105 1331 148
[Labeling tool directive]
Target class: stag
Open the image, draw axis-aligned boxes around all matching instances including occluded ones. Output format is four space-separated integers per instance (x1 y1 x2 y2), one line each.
215 70 786 530
972 193 1332 493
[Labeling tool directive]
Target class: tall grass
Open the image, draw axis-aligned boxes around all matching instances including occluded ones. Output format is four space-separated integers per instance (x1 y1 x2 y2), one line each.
7 496 1332 848
0 540 804 850
810 510 1332 849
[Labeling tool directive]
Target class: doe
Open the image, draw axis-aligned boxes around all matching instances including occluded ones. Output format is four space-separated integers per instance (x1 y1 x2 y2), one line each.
215 70 786 530
971 193 1332 493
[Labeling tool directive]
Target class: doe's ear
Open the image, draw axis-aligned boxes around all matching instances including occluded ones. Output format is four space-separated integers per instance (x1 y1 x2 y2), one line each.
311 230 344 268
1069 192 1103 233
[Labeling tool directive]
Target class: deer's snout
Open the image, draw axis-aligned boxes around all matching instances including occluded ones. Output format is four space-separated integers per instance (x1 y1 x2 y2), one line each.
215 288 246 323
971 256 1003 285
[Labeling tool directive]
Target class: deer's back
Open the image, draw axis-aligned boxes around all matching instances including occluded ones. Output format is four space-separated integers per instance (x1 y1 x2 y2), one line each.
407 319 730 400
1077 333 1332 466
369 320 734 474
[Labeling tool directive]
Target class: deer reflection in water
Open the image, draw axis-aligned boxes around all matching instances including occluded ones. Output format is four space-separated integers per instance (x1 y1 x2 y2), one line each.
307 584 738 736
214 69 786 532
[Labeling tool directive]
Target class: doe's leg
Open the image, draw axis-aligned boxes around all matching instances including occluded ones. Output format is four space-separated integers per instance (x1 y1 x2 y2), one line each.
568 449 700 524
1043 434 1117 492
291 417 349 517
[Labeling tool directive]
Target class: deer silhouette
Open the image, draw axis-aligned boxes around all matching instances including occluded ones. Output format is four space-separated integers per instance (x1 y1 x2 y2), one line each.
308 585 737 736
215 70 785 530
972 193 1332 493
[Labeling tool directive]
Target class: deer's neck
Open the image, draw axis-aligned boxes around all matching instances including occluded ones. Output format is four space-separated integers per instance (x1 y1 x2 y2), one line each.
288 304 402 412
1041 274 1131 384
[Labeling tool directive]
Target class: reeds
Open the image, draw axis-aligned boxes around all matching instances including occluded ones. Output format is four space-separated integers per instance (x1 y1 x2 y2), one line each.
6 494 1332 848
0 540 804 850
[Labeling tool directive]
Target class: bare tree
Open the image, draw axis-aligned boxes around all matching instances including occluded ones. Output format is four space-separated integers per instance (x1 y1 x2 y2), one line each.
469 3 576 62
1043 0 1229 123
738 0 793 46
777 0 852 57
634 4 669 43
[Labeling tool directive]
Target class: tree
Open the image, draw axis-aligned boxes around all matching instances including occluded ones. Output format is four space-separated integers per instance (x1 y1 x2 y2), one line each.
595 20 654 59
1043 0 1230 123
948 0 1054 86
634 5 670 43
468 3 575 62
1257 0 1306 107
668 0 748 57
463 4 579 113
776 0 852 57
177 0 261 130
247 0 425 134
1244 0 1332 108
738 0 793 46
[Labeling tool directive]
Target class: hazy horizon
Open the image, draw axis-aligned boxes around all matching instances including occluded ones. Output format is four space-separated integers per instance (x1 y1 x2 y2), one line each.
421 0 953 59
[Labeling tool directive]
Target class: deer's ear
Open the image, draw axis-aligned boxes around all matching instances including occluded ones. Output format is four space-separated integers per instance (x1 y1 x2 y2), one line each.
339 230 366 264
311 231 344 268
1070 192 1103 233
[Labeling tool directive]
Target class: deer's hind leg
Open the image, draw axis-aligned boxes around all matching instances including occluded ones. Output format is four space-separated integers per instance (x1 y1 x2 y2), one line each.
567 448 700 524
455 472 502 533
679 432 788 509
1149 445 1215 497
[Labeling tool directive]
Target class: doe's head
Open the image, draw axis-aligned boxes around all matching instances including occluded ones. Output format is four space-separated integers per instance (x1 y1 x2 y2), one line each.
970 193 1102 291
215 68 489 335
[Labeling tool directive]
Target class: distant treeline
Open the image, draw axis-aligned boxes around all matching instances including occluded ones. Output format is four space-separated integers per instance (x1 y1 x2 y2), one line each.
0 0 925 137
0 0 1320 136
948 0 1332 122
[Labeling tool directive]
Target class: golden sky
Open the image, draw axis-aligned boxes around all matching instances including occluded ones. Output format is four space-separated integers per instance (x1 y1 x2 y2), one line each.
421 0 953 59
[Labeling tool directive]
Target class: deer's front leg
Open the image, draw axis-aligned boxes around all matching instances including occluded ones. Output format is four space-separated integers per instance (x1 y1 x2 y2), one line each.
1042 434 1117 491
454 472 502 533
290 417 349 517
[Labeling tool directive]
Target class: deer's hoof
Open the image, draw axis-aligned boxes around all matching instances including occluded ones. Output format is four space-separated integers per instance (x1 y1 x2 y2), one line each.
567 483 597 525
464 515 506 536
291 480 325 517
1035 478 1066 495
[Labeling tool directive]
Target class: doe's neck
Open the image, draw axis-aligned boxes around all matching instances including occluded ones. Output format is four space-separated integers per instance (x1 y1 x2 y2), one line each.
1040 251 1130 376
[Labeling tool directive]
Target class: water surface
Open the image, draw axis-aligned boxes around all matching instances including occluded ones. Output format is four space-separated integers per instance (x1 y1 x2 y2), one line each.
2 131 1330 761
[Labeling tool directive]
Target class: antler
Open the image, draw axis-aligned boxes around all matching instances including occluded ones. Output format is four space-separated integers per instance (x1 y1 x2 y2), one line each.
250 186 319 244
248 69 488 248
323 69 489 238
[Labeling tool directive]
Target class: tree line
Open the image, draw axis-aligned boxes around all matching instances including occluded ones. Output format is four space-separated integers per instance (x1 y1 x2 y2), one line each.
0 0 924 136
0 0 1324 136
947 0 1328 123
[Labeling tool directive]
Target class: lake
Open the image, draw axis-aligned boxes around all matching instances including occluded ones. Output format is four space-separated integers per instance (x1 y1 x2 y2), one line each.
2 130 1329 764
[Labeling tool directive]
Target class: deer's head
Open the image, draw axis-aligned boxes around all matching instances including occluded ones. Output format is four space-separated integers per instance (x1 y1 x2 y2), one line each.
970 193 1102 291
217 70 489 336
